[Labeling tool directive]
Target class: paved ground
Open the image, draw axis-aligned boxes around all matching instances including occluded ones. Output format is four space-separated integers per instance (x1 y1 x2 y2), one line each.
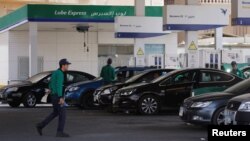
0 104 207 141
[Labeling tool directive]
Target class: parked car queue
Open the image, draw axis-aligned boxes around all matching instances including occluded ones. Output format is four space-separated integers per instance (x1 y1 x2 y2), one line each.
0 66 158 108
1 67 250 126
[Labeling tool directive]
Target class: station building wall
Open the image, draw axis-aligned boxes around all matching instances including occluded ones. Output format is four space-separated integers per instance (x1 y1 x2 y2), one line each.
0 30 178 84
8 31 98 81
0 32 9 85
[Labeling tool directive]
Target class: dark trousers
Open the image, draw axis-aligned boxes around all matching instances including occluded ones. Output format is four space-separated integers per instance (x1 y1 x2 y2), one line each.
38 96 66 132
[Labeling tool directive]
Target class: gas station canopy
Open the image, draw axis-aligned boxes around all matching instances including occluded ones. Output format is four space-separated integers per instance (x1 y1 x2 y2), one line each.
0 4 163 32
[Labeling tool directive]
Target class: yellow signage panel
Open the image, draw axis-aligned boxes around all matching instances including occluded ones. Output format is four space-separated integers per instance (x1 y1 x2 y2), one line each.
188 41 197 50
137 48 144 55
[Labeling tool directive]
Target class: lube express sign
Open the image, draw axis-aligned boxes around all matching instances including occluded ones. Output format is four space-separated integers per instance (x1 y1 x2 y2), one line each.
27 5 134 21
163 5 230 31
54 10 127 17
232 0 250 25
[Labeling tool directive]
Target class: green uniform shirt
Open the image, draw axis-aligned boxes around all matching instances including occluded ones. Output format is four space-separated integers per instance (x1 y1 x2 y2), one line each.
231 69 244 79
100 65 115 83
49 69 64 97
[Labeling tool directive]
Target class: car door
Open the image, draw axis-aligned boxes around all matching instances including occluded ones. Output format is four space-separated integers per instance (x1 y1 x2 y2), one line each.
34 75 51 102
196 71 234 95
164 70 198 108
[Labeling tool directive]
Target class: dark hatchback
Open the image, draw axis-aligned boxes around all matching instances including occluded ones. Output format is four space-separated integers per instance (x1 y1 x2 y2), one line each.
0 71 95 108
180 78 250 125
112 68 243 115
93 69 174 107
225 92 250 125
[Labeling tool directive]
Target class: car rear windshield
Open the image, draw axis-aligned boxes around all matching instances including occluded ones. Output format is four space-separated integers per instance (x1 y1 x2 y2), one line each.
125 71 147 83
151 70 180 83
225 79 250 94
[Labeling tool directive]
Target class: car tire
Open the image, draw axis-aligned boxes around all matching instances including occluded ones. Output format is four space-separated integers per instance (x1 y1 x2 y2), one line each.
212 107 225 125
8 101 21 108
80 91 95 109
138 95 160 115
23 93 37 108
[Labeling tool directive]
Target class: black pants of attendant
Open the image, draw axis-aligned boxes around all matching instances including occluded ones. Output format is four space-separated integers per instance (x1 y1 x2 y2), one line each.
38 96 66 132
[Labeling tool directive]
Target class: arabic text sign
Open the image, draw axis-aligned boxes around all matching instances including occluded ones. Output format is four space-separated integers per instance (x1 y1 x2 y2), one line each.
115 16 167 33
163 5 230 30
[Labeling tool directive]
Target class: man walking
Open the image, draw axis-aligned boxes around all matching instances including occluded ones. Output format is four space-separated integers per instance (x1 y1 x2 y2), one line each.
100 58 115 84
36 59 71 137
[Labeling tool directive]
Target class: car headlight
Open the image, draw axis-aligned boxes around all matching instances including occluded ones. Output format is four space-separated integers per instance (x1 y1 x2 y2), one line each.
101 86 118 95
238 102 250 112
120 89 136 96
102 89 111 95
6 87 19 93
191 101 212 108
68 86 79 92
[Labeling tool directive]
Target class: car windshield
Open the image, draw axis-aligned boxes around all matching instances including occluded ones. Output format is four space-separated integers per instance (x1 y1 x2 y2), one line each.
225 79 250 94
151 70 180 83
125 71 146 83
27 72 51 83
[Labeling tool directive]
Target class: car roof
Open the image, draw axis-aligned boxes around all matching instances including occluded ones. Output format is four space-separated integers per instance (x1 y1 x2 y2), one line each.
37 70 95 77
142 68 175 72
229 93 250 102
116 66 157 72
176 68 239 75
241 66 250 71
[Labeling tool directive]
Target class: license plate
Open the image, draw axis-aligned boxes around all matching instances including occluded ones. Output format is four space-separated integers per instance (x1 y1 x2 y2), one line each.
179 107 184 117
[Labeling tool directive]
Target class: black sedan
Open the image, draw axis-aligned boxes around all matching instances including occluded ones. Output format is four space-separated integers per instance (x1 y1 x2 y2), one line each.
180 78 250 125
112 68 242 115
0 71 95 108
93 69 174 107
225 93 250 125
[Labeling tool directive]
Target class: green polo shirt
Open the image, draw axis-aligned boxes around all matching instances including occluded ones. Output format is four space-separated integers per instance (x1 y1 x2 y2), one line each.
231 69 244 79
49 69 64 98
100 65 115 83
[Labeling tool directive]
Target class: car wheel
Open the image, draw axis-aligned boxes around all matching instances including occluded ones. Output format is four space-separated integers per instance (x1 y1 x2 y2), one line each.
23 93 37 108
138 95 160 115
8 101 21 108
212 107 225 125
80 91 95 109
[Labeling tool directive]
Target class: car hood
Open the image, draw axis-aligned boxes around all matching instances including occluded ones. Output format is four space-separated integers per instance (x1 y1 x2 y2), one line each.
119 82 151 91
98 83 124 90
1 81 32 90
8 80 32 85
186 92 236 102
229 93 250 103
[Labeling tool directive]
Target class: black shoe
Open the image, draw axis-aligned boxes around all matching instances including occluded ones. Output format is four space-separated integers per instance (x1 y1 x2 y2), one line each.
36 124 43 136
56 132 70 138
